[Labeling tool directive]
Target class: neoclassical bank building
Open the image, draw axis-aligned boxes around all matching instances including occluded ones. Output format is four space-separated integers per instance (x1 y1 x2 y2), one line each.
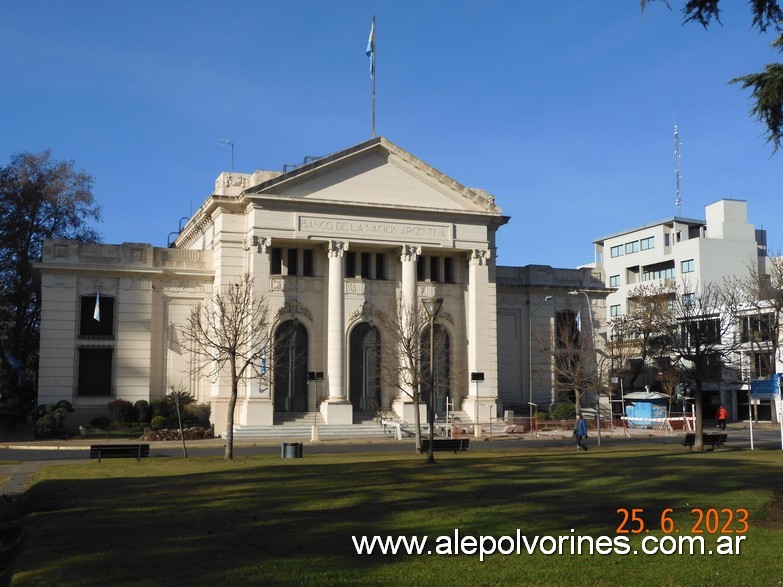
36 137 605 436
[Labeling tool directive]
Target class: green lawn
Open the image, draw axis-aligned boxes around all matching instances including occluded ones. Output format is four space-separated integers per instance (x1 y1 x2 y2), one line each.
5 445 783 586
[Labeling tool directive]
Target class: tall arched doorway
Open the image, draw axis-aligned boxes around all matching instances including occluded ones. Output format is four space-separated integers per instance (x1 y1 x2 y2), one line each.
422 324 450 418
350 323 381 412
274 320 308 412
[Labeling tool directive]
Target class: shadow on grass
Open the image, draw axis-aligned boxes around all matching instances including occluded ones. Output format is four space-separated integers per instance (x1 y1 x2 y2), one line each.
7 446 783 585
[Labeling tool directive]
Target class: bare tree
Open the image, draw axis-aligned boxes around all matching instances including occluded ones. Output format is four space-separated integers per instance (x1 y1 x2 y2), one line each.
547 309 599 417
180 274 271 460
657 360 682 416
665 281 743 451
613 279 744 448
375 297 452 455
607 314 638 406
376 297 427 452
619 281 678 390
732 253 783 379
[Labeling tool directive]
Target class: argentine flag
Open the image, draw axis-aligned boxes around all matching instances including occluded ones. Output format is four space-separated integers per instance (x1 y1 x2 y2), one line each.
366 18 375 79
93 291 101 322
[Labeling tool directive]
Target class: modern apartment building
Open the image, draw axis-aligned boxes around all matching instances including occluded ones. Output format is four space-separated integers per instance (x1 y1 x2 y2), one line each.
595 199 763 319
593 199 776 421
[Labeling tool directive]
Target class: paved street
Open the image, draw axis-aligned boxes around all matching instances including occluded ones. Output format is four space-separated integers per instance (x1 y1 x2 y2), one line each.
0 424 780 499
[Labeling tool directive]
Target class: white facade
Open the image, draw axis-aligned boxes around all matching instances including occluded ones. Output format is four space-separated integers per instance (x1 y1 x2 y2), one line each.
595 199 763 320
593 199 776 422
36 137 509 434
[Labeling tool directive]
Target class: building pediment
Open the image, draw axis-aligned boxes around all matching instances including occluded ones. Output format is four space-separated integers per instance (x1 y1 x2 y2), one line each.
175 137 506 250
246 137 501 216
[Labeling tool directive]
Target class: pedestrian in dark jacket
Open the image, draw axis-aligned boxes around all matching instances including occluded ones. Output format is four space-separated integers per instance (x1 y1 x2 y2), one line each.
573 414 588 452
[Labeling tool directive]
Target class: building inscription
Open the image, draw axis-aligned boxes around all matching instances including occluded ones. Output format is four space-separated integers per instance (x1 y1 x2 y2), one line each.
299 216 451 243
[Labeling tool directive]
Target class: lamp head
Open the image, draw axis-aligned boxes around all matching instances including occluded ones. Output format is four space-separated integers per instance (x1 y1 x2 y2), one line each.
422 297 444 318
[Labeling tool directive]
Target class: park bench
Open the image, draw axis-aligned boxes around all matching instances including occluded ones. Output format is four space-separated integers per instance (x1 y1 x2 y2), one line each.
682 433 727 450
89 444 150 462
420 438 470 453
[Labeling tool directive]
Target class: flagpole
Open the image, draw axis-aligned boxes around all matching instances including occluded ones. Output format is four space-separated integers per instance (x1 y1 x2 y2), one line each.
371 42 376 138
367 16 376 138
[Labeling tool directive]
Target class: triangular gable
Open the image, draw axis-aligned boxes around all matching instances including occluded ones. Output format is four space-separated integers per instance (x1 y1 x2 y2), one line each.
246 137 501 215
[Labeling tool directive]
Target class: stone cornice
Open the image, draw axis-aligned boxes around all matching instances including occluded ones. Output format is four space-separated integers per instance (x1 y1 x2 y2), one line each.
174 195 245 249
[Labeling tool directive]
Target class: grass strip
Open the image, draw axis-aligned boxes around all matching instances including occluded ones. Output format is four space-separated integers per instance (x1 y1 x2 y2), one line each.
6 445 783 586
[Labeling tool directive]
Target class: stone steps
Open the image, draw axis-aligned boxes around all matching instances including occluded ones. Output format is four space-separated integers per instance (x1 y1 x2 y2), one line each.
233 411 393 440
232 409 478 440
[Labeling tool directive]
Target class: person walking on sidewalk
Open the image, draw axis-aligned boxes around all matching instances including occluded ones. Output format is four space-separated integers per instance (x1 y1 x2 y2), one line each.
716 405 728 431
573 414 588 452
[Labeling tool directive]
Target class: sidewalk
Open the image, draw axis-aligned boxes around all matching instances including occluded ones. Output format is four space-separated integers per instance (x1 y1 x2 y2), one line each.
0 421 768 500
1 420 759 450
0 461 56 500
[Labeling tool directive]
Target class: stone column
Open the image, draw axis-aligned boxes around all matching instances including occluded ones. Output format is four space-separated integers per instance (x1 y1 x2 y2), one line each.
392 244 423 423
400 244 420 320
323 240 353 424
238 236 274 427
466 248 495 423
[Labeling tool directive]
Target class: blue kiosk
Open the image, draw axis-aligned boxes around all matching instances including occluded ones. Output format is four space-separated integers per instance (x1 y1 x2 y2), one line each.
749 374 783 450
624 391 669 429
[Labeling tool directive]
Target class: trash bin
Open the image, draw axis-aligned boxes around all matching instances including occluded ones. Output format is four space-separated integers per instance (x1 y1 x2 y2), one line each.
281 442 303 459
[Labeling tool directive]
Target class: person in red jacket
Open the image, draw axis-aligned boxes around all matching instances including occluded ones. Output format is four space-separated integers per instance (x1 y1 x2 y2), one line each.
716 405 728 431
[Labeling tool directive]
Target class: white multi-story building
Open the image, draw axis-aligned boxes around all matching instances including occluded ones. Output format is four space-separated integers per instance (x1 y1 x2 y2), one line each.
595 199 763 319
593 199 776 421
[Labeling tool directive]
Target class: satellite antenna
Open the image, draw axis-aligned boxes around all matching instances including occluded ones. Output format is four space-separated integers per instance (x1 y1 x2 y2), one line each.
219 138 235 171
674 125 682 216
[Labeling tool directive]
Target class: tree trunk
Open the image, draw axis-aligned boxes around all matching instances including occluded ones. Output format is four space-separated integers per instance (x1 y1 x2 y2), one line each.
225 375 238 460
413 395 422 452
693 382 704 452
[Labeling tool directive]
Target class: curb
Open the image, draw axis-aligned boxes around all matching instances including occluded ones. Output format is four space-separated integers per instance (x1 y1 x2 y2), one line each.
2 445 87 451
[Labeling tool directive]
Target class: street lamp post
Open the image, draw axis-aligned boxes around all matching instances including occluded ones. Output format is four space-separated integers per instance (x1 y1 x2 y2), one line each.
471 371 484 438
307 371 324 441
568 290 601 447
529 296 553 428
422 297 443 465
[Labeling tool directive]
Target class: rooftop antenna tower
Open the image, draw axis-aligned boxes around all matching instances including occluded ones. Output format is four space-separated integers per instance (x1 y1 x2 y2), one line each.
674 125 682 216
219 138 235 171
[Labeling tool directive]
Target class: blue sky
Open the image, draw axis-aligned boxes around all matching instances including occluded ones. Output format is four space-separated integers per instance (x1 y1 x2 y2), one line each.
2 1 780 268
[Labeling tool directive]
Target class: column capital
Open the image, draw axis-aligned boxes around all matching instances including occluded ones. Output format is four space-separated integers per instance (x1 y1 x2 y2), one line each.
327 240 349 258
251 236 272 254
467 248 491 266
400 244 422 263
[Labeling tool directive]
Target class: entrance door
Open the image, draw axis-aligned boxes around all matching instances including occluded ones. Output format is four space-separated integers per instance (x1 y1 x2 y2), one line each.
274 320 308 412
350 323 381 412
